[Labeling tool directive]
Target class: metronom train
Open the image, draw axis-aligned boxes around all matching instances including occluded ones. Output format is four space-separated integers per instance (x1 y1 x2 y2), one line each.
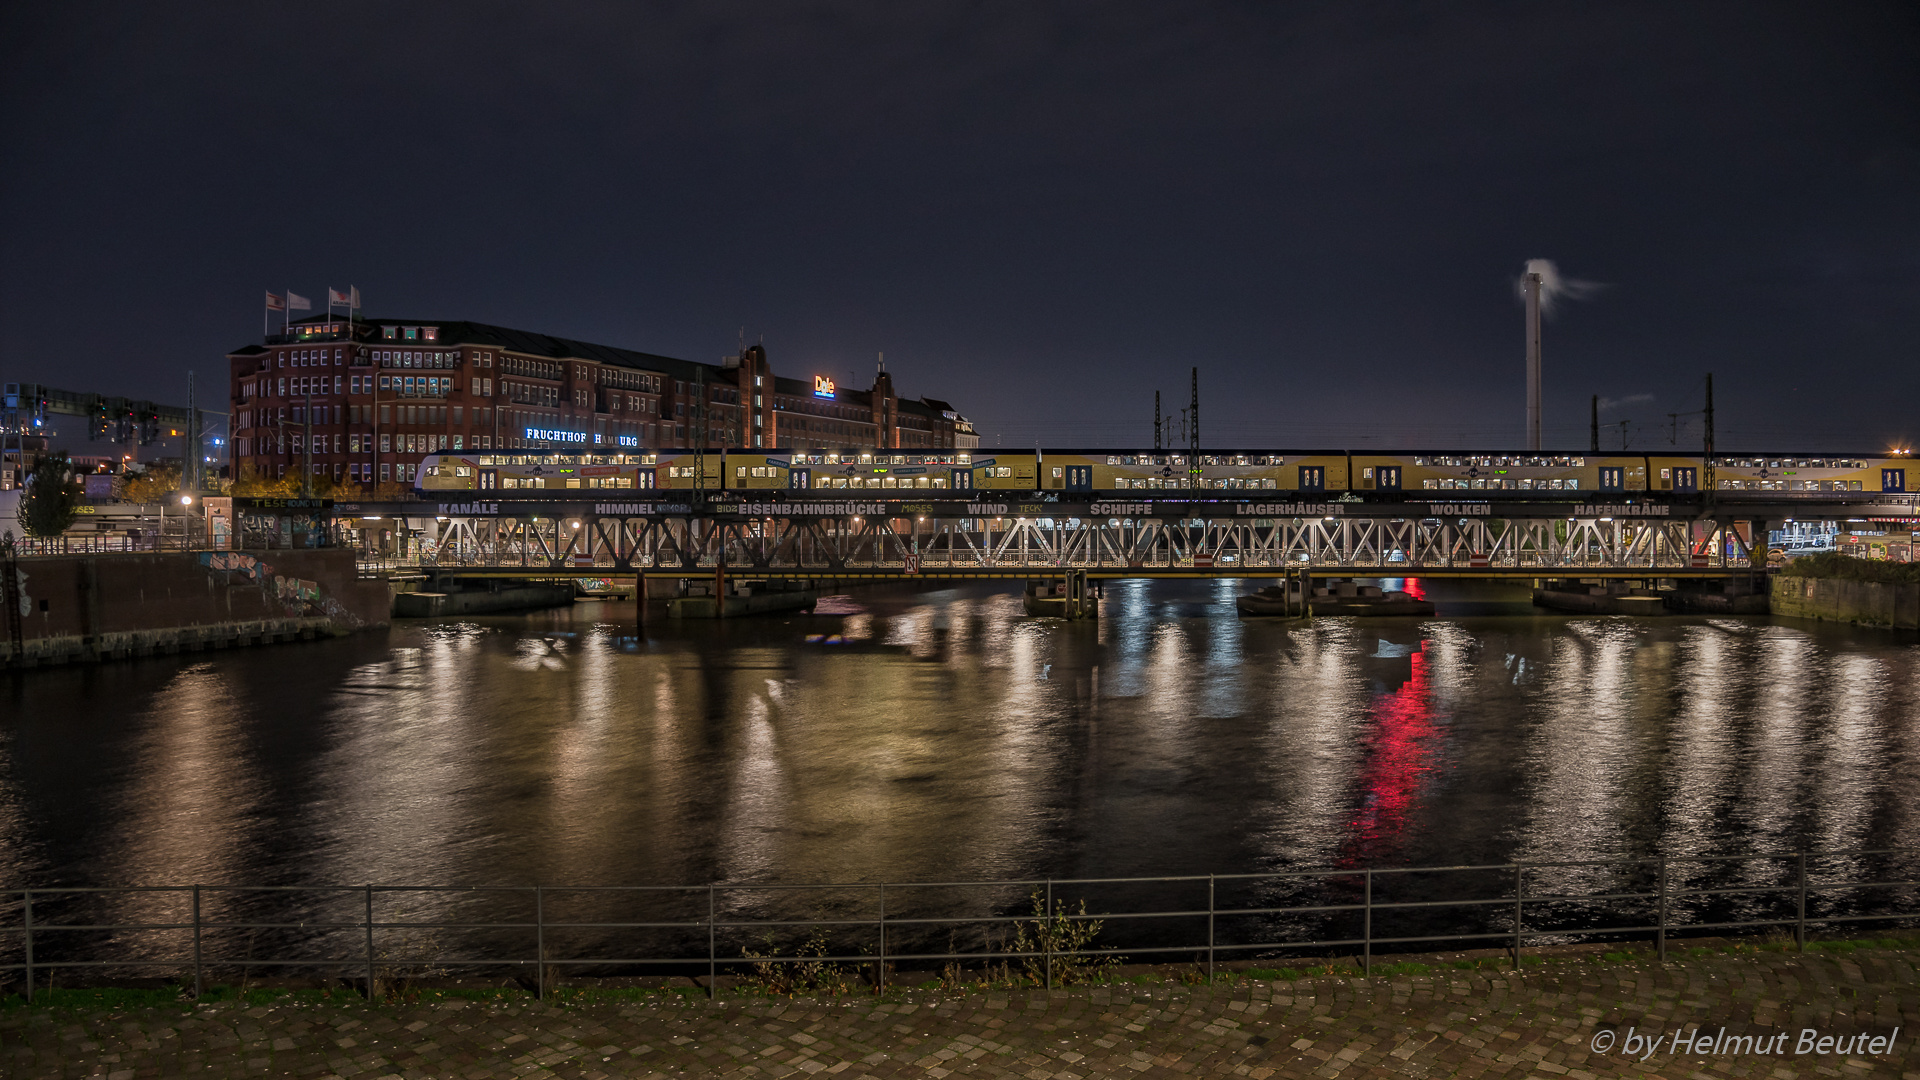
412 448 1916 498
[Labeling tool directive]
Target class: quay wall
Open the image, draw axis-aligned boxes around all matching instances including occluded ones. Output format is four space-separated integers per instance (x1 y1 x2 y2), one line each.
1772 573 1920 630
2 549 390 667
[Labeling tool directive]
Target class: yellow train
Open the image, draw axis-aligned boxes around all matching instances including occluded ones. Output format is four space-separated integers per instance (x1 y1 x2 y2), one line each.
414 449 1915 497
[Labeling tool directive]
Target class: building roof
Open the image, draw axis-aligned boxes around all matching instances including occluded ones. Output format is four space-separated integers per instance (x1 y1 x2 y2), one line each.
235 315 961 421
238 314 715 381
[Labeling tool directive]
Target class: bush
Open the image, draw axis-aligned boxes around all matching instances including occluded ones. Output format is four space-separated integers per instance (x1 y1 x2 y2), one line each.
1782 553 1920 585
1012 891 1115 987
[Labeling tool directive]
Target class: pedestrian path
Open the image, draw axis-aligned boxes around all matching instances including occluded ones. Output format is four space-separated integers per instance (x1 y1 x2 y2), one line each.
2 946 1915 1077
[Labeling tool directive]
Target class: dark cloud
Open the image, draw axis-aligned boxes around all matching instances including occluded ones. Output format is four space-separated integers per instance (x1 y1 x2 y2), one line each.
2 1 1915 449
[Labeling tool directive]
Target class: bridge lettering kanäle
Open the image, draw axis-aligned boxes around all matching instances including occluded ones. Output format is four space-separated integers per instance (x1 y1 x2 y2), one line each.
360 447 1915 578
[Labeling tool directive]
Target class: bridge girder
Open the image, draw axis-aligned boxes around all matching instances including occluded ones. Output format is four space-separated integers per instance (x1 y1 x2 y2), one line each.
394 508 1783 578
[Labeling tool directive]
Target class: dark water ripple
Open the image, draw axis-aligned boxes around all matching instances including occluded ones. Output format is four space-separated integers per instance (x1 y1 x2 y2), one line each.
4 578 1917 967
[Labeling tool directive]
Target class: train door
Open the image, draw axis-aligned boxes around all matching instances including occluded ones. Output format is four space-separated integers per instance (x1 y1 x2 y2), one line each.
1599 467 1624 491
1376 465 1402 490
479 469 497 490
1884 468 1906 493
1672 467 1697 492
789 468 810 490
1064 465 1093 491
951 468 972 490
1299 466 1324 491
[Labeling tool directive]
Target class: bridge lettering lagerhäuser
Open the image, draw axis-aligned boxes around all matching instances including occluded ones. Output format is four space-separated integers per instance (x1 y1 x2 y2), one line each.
322 489 1911 580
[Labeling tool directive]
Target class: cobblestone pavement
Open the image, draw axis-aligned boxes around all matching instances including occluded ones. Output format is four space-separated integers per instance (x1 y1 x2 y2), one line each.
2 949 1916 1078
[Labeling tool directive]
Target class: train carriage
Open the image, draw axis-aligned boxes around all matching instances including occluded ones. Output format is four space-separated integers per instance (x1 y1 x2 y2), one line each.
1036 450 1350 492
1706 454 1892 493
651 451 722 490
418 451 662 491
774 450 1012 491
410 446 1917 501
1375 452 1609 493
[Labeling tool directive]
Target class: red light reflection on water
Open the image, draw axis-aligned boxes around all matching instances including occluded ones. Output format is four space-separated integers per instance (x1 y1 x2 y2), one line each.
1340 644 1440 866
1401 577 1426 600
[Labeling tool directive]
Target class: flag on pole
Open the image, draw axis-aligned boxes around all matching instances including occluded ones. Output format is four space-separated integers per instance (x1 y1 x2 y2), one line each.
265 292 286 311
328 288 351 306
286 291 312 311
349 285 360 309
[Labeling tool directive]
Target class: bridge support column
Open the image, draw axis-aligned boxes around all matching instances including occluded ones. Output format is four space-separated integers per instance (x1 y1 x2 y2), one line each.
1748 518 1770 594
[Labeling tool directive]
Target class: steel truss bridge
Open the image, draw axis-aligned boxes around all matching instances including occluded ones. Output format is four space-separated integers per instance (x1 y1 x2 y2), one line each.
338 492 1916 580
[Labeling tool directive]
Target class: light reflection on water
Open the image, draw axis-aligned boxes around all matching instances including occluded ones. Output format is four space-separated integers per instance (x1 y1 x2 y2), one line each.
3 578 1919 904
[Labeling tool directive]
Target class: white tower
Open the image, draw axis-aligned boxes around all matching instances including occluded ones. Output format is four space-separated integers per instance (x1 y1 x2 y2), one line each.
1524 270 1543 451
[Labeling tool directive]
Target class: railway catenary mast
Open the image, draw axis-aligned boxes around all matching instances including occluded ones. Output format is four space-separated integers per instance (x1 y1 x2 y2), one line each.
1187 367 1200 487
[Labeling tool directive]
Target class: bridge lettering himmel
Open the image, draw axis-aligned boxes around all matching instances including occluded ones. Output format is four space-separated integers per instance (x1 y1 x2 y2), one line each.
336 491 1911 579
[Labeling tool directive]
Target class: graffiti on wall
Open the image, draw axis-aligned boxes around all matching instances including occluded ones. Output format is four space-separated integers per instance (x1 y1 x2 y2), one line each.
199 551 362 627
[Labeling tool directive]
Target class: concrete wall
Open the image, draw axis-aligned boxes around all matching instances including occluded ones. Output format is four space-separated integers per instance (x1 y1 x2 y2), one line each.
3 549 390 666
1772 574 1920 630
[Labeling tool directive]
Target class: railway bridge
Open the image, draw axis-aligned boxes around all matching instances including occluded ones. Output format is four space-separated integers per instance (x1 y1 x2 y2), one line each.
333 491 1906 581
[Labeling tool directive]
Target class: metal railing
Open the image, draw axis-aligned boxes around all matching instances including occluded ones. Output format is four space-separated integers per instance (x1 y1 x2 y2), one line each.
2 848 1914 1003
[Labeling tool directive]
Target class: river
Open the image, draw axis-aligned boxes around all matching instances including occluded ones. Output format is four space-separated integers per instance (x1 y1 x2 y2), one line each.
3 578 1918 964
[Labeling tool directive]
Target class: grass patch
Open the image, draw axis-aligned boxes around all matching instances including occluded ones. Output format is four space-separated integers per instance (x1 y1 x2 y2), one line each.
1370 962 1431 977
2 935 1913 1013
1783 553 1920 585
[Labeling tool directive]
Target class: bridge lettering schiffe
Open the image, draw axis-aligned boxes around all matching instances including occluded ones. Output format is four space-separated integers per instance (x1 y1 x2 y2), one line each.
367 491 1895 577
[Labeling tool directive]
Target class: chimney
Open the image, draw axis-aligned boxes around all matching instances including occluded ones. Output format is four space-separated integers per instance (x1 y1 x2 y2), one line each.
1524 272 1543 451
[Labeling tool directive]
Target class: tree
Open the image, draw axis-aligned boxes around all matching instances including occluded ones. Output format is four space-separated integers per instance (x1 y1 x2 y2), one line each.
121 462 183 504
18 453 83 538
230 464 300 497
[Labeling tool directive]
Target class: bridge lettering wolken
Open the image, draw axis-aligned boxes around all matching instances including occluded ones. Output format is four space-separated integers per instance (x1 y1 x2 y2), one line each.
366 490 1910 578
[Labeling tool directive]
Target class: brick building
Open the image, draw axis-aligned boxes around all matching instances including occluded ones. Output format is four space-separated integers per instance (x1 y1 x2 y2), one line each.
228 316 966 487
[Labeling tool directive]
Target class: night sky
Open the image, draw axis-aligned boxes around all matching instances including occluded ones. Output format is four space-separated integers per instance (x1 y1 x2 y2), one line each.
2 2 1915 451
